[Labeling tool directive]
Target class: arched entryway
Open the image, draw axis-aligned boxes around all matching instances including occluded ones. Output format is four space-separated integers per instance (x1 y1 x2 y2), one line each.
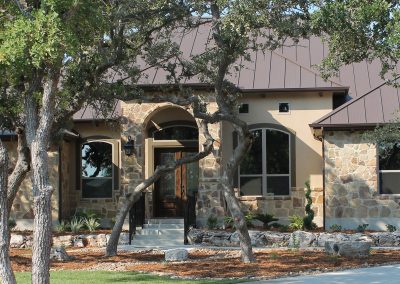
144 106 199 218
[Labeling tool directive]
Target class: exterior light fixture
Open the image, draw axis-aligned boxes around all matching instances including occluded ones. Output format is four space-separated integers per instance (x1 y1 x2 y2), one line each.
123 136 135 156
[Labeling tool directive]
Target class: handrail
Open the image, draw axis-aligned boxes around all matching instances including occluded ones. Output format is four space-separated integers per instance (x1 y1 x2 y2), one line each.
128 192 145 245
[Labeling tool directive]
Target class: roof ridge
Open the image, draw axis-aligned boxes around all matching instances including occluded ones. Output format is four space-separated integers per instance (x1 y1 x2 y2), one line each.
271 49 344 88
311 75 400 126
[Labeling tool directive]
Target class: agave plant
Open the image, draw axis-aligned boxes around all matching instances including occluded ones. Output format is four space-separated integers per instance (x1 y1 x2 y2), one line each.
84 217 100 232
69 217 84 233
54 220 70 233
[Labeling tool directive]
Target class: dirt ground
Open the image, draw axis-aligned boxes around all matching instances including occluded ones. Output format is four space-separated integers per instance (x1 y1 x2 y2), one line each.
10 248 400 280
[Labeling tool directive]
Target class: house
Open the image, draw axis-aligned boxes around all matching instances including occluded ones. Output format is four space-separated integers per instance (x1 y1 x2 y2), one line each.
2 24 400 231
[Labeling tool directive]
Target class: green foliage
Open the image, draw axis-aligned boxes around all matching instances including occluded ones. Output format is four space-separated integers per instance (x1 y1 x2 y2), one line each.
54 220 70 233
289 215 304 230
69 217 84 233
303 180 317 230
84 217 101 232
206 215 218 230
329 224 342 232
74 209 101 221
8 219 16 230
254 213 279 229
224 212 255 229
356 223 369 233
386 224 397 232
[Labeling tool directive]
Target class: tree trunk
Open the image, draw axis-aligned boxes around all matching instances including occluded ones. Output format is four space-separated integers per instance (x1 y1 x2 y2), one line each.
25 73 58 284
0 142 17 284
106 119 214 256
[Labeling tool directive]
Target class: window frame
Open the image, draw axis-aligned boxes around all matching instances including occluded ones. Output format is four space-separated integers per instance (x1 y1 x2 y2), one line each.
80 139 117 199
238 127 292 196
378 143 400 195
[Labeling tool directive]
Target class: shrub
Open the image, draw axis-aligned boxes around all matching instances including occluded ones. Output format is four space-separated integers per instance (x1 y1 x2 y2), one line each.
69 217 84 233
224 212 255 228
289 215 304 230
54 220 70 233
8 219 16 230
278 224 291 232
356 223 369 233
74 209 101 220
84 217 100 232
254 213 279 229
329 224 342 232
206 215 218 229
386 224 397 232
303 181 317 230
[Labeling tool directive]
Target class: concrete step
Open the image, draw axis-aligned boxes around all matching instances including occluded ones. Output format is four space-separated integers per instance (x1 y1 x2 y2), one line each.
143 224 184 229
136 228 184 236
132 235 185 246
145 218 184 225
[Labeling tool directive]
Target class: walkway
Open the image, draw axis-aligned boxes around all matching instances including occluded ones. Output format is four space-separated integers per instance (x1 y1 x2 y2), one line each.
243 264 400 284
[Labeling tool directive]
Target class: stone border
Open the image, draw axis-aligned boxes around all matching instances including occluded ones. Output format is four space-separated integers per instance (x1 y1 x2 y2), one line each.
187 229 400 248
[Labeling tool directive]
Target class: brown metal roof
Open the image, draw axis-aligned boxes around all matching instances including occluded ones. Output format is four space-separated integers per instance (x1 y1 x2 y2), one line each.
73 101 121 121
310 76 400 129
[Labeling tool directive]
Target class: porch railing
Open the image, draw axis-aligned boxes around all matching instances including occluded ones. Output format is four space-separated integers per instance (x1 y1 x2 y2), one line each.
184 193 197 244
128 192 145 245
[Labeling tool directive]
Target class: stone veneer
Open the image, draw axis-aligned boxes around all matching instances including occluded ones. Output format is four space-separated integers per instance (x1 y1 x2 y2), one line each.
120 98 225 226
237 187 324 226
325 130 400 230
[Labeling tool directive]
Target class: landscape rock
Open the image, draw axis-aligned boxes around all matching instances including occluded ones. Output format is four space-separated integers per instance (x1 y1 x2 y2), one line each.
325 241 372 258
289 231 316 247
50 246 74 261
118 232 131 245
73 238 84 248
165 249 188 261
10 234 25 248
53 235 73 247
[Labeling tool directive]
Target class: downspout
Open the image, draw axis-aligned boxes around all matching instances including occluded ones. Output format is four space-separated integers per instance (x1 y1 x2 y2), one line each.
321 127 326 230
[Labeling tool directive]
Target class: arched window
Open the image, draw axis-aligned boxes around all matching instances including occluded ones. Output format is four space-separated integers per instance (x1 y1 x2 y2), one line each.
81 141 114 198
239 128 291 196
151 125 198 140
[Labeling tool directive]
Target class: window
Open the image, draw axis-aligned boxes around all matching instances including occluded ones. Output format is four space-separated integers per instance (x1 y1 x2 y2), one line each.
81 141 114 198
379 143 400 194
239 103 249 114
279 103 290 113
239 128 291 196
152 125 198 140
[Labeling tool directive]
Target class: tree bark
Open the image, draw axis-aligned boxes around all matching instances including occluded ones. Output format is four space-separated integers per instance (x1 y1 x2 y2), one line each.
0 142 17 284
25 73 59 284
106 120 214 256
7 128 30 214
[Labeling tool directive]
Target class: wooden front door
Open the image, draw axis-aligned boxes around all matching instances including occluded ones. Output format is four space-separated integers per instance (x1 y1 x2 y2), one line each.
154 148 198 218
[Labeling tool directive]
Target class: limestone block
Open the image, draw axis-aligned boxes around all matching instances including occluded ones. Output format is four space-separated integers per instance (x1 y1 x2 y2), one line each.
165 249 188 261
325 241 371 258
50 246 74 261
73 238 84 248
52 235 73 247
118 232 130 245
10 234 25 248
289 231 316 247
316 233 350 247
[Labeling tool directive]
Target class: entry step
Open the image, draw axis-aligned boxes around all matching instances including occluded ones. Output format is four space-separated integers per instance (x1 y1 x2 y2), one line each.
145 218 184 225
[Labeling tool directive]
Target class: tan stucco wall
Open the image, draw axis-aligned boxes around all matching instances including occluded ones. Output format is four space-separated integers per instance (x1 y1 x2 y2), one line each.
325 130 400 230
4 141 59 230
222 91 333 189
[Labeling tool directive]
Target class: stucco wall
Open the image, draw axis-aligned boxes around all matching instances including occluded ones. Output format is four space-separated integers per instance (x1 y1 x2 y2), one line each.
325 130 400 230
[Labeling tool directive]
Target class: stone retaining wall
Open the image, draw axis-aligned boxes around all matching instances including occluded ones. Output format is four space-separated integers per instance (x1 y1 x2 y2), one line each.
188 229 400 248
10 232 130 249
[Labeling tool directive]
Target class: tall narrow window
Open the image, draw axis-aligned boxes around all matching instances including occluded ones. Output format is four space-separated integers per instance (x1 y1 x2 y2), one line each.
81 141 113 198
239 128 291 196
379 143 400 194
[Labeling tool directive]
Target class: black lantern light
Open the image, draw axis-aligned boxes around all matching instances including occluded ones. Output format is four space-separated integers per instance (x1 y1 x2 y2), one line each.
123 136 135 156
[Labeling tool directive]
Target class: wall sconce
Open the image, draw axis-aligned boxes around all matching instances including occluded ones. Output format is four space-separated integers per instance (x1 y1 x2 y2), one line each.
123 136 135 156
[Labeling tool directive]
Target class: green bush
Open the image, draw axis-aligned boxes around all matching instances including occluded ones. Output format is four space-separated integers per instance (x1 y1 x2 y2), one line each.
8 219 16 230
289 215 304 230
224 212 255 228
69 217 84 233
303 181 317 230
206 215 218 229
356 223 369 232
329 224 342 232
254 213 279 229
54 220 70 233
84 217 101 232
386 224 397 232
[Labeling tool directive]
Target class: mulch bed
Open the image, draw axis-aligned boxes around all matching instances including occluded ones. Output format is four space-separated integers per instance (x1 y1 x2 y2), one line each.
10 248 400 279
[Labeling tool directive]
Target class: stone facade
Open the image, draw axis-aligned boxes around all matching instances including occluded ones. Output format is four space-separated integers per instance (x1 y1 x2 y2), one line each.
237 187 324 226
120 98 224 226
325 130 400 230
